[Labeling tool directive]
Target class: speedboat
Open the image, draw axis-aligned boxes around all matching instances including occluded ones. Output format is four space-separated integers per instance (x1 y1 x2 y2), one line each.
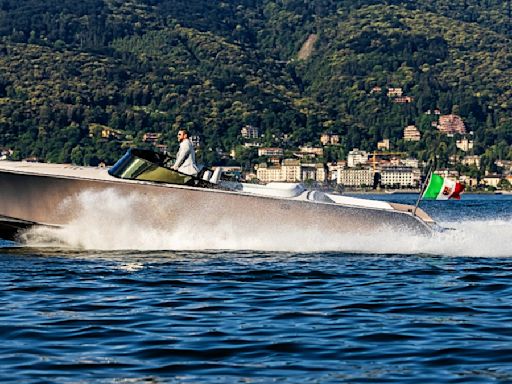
0 148 437 241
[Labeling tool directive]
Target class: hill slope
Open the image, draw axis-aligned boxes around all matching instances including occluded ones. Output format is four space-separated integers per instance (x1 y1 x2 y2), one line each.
0 0 511 170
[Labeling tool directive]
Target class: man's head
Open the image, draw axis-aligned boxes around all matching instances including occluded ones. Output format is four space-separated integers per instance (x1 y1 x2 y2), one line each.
177 129 189 142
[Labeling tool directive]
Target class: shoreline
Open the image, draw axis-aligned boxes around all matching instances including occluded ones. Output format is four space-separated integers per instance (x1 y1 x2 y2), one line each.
344 190 507 195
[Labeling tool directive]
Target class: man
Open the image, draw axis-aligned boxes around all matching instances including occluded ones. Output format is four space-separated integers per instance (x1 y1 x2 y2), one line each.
172 129 199 176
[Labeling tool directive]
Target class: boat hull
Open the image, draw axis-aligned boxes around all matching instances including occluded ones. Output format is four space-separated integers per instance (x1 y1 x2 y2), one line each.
0 166 435 242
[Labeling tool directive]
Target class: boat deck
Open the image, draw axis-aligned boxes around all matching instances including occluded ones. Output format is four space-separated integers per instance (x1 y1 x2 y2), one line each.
0 161 112 181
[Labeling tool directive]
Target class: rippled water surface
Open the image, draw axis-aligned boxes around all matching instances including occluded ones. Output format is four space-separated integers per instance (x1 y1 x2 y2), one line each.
1 194 512 383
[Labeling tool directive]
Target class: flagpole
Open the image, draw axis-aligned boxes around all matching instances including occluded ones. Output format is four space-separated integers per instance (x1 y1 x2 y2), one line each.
413 166 432 216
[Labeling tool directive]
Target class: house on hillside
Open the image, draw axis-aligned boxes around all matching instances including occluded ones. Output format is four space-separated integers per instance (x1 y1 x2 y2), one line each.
387 88 403 97
377 139 390 150
258 147 283 157
241 125 259 139
347 148 368 168
403 125 421 141
437 114 466 135
143 132 162 144
456 138 473 152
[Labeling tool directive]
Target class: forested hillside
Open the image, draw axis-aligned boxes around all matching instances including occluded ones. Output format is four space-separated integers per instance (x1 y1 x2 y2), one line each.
0 0 511 170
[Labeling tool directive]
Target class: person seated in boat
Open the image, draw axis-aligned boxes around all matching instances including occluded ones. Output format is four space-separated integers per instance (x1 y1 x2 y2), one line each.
171 129 199 176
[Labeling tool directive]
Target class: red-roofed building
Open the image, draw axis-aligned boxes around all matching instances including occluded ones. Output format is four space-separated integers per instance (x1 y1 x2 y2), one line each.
438 114 466 135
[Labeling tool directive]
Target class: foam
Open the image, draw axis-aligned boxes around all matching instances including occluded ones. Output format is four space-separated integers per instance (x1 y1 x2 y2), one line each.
17 190 512 257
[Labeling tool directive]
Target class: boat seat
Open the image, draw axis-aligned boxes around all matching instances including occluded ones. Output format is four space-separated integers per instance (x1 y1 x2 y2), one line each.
240 182 305 198
210 167 222 184
201 169 212 181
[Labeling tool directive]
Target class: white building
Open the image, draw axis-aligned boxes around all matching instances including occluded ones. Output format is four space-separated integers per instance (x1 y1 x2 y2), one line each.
258 147 284 157
256 159 318 183
387 87 403 97
483 175 501 188
403 125 421 141
256 163 285 183
320 133 340 146
380 166 419 188
142 132 161 143
456 138 474 152
337 168 374 187
241 125 259 139
299 146 324 157
190 135 201 147
282 159 301 182
462 155 481 167
402 158 419 168
301 163 326 182
377 139 390 150
347 148 368 168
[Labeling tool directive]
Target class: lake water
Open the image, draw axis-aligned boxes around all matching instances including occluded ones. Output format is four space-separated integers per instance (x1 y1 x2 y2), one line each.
1 194 512 383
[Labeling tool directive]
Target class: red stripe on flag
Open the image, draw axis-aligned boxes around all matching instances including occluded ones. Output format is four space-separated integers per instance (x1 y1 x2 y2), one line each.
451 182 464 200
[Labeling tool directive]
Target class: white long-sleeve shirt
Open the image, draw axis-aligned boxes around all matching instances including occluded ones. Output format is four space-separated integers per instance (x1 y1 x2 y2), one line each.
172 138 199 176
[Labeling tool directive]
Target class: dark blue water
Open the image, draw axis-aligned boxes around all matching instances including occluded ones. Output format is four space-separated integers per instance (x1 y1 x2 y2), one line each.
1 194 512 383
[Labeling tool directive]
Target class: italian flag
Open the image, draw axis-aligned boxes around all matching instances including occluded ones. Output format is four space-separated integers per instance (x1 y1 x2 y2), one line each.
422 173 464 200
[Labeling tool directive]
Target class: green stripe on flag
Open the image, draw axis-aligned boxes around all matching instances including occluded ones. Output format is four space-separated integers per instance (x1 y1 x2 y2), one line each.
422 173 444 200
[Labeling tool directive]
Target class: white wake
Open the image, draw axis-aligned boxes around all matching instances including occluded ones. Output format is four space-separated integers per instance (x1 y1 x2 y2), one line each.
18 190 512 257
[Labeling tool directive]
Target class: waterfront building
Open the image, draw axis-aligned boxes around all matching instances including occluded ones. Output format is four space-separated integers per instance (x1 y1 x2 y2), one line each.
459 175 478 188
256 160 324 183
282 159 301 182
483 175 502 188
326 162 340 181
347 148 369 168
301 164 316 182
337 168 374 187
380 166 419 188
403 125 421 141
256 163 285 183
315 163 327 182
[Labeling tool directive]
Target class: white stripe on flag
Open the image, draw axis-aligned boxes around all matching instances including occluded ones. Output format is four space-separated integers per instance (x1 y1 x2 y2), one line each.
436 178 456 200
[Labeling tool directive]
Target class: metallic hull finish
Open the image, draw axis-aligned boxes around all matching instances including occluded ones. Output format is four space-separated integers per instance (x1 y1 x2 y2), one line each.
0 165 435 241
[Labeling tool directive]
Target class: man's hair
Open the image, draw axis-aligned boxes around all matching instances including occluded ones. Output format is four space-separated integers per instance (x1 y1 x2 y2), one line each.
179 129 189 137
